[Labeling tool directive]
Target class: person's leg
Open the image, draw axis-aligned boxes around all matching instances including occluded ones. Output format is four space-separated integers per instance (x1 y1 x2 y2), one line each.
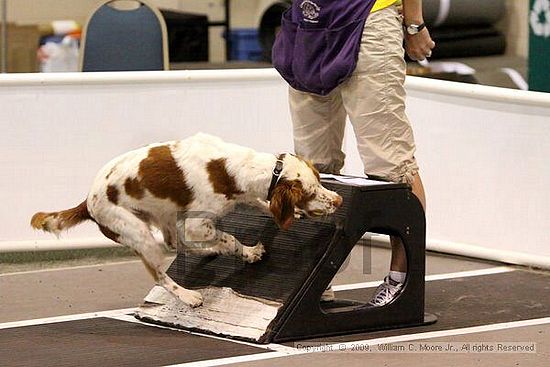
289 86 347 302
341 5 423 305
390 173 426 272
342 5 417 182
289 86 347 174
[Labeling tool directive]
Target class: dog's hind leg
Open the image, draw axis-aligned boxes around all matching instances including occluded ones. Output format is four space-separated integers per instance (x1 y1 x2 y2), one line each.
93 205 202 307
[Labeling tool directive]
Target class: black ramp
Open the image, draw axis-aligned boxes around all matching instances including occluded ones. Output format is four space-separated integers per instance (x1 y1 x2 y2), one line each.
291 270 550 344
138 177 436 343
170 210 338 302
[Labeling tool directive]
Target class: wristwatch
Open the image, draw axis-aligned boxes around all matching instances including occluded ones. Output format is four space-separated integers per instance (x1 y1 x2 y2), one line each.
404 22 426 35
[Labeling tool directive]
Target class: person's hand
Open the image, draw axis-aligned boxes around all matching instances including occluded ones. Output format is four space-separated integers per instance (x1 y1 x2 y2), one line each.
405 28 435 61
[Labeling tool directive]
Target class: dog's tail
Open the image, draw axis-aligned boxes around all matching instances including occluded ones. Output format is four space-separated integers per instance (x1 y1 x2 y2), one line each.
31 200 92 235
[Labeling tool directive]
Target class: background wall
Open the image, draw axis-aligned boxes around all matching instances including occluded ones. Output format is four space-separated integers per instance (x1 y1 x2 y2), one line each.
7 0 223 26
5 0 531 62
6 0 226 62
4 0 273 63
1 70 549 268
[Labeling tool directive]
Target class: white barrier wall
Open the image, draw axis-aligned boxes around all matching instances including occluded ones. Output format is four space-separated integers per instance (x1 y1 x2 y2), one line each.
0 70 295 249
343 77 550 268
1 70 549 268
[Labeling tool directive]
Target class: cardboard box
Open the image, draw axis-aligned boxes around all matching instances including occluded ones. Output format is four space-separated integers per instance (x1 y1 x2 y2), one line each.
0 23 40 73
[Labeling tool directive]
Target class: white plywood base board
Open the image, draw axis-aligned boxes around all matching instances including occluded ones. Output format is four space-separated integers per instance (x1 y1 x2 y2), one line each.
135 286 283 341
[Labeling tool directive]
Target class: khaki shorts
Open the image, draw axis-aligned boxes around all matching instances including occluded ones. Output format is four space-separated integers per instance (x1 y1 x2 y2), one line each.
289 5 419 184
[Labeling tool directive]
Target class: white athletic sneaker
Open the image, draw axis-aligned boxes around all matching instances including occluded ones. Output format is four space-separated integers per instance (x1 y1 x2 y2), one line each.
368 276 403 306
321 286 335 302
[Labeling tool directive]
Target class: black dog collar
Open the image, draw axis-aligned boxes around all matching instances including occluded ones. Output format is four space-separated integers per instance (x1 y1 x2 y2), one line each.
267 154 285 201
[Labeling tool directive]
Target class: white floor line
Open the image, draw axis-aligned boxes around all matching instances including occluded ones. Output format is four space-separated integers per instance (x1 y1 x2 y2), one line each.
501 68 529 91
0 308 136 330
0 260 142 277
166 317 550 367
332 266 515 292
108 314 296 353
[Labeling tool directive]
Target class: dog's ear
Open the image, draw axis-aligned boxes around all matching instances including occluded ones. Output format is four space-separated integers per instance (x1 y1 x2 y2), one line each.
304 159 321 181
269 180 303 230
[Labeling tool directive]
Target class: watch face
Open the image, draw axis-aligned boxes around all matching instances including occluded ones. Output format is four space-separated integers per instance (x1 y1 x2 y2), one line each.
407 25 418 35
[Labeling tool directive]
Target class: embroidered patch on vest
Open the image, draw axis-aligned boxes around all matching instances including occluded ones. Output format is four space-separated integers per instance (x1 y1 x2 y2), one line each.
300 0 321 23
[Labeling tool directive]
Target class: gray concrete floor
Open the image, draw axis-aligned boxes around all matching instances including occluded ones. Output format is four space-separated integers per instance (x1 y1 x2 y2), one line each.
226 324 549 367
0 246 548 367
0 246 498 323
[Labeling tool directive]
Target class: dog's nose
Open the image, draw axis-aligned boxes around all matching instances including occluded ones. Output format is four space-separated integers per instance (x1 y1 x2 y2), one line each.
333 195 343 208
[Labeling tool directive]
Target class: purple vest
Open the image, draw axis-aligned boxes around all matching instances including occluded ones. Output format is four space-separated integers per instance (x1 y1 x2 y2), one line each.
272 0 377 95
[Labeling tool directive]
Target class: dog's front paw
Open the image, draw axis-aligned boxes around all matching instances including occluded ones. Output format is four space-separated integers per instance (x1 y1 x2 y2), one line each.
242 242 265 263
255 199 271 213
174 288 203 308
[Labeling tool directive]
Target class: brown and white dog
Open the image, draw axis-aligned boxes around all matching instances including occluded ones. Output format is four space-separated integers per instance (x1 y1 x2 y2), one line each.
31 133 342 307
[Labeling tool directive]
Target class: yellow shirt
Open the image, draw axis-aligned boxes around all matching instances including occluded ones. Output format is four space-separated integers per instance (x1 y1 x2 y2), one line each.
371 0 399 12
